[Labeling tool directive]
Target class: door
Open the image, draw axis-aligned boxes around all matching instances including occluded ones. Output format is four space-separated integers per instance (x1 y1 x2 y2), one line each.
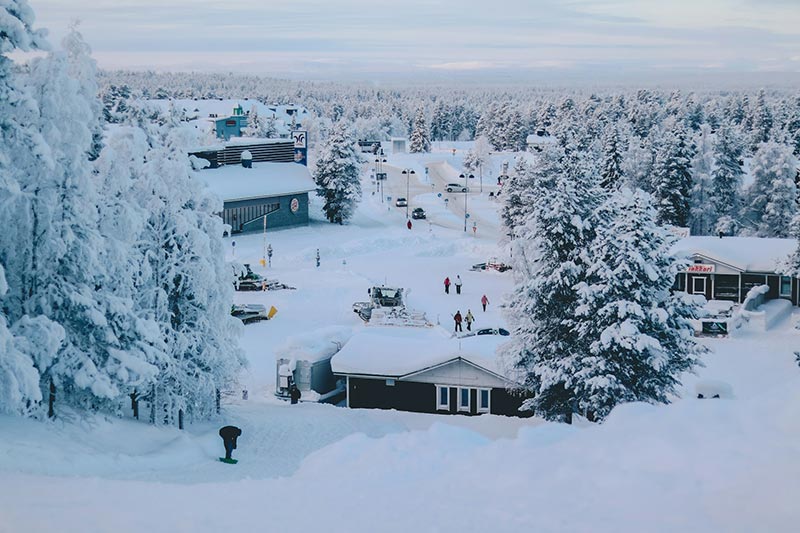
692 276 706 297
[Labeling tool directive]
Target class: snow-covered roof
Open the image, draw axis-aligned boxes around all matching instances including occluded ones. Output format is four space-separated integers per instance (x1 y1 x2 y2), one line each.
196 162 316 203
673 236 795 273
331 327 508 379
525 134 557 144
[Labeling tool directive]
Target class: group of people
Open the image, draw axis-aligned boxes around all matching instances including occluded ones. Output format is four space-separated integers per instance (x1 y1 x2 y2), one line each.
443 275 463 295
452 309 475 332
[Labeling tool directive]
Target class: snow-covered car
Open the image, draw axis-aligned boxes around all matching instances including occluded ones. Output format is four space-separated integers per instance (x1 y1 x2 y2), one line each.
471 259 512 272
395 197 408 207
231 304 270 324
445 183 469 193
476 327 510 336
411 207 426 219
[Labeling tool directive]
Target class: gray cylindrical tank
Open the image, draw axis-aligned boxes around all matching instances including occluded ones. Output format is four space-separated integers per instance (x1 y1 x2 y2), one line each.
294 360 312 392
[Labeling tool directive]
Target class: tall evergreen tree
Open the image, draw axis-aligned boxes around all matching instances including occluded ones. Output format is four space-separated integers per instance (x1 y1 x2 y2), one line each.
652 125 693 227
751 89 773 149
689 124 715 235
408 108 431 153
574 189 702 421
710 125 744 235
747 142 797 237
314 121 363 224
599 127 623 190
500 145 600 423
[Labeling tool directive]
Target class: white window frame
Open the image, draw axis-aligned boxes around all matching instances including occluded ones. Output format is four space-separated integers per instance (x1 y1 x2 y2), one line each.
477 388 491 414
780 276 792 297
458 387 471 412
436 385 450 411
692 276 706 295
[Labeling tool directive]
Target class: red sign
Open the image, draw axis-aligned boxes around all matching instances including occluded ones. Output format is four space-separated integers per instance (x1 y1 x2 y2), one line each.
687 264 715 273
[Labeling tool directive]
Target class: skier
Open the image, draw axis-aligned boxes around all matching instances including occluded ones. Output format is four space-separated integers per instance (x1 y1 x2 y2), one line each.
219 425 242 462
316 248 320 268
453 310 463 333
465 309 474 331
444 277 451 294
290 383 301 405
407 219 412 230
455 275 463 295
481 294 489 312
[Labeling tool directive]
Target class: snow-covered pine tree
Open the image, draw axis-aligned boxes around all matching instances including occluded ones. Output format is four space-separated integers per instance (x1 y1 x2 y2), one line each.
4 36 164 413
500 157 534 234
136 126 245 425
500 144 600 423
241 104 262 137
573 188 702 421
599 126 623 190
689 124 715 235
710 125 744 235
0 265 64 416
652 124 693 228
622 136 655 192
747 142 797 237
409 108 431 153
313 121 363 224
751 89 773 149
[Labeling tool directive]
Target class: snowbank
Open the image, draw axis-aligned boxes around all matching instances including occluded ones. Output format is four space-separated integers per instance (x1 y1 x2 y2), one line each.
275 325 355 364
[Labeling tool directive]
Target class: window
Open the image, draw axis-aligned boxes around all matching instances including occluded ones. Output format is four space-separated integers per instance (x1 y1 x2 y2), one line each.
780 276 792 297
385 379 395 387
436 385 449 411
478 389 491 414
458 387 471 412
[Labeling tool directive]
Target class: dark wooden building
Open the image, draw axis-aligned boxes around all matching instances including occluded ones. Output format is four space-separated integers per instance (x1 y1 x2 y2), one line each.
332 329 530 417
673 237 799 305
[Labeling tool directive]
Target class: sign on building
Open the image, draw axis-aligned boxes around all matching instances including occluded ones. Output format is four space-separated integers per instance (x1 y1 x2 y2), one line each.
687 264 715 273
293 130 308 166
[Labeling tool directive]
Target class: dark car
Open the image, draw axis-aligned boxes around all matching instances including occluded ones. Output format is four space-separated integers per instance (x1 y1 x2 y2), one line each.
476 327 510 336
411 207 426 219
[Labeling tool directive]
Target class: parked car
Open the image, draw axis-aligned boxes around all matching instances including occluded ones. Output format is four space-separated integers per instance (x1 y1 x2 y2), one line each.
445 183 469 193
411 207 426 219
395 197 408 207
476 327 510 336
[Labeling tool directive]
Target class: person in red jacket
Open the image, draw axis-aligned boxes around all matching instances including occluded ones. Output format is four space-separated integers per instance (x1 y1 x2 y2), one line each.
444 277 451 294
407 219 412 230
453 310 463 332
481 294 489 312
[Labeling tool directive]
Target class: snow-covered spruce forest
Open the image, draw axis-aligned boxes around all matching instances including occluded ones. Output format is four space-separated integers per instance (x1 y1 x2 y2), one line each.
3 1 800 426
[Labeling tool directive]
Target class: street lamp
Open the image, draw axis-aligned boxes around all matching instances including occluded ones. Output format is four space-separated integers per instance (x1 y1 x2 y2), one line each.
401 168 416 218
458 172 474 232
375 157 388 203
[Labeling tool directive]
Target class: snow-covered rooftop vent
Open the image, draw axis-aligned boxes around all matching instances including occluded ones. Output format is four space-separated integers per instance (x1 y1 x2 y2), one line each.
241 150 253 168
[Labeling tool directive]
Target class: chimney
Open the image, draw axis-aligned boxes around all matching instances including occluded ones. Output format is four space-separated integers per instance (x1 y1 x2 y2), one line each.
241 150 253 168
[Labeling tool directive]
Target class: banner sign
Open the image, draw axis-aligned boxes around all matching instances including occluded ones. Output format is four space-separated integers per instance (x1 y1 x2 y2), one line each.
687 264 715 273
701 321 728 335
293 130 308 166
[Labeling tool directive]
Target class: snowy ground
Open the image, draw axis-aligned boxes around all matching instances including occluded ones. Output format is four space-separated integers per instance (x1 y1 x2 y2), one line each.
1 146 800 532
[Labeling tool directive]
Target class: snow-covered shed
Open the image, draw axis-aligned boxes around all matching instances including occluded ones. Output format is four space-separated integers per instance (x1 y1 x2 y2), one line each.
196 162 316 232
189 138 296 169
672 236 799 305
525 133 557 152
331 327 529 417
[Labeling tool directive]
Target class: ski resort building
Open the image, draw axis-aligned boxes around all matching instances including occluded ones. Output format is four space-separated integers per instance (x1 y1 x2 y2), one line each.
196 161 316 233
673 236 799 305
331 327 530 417
190 138 296 169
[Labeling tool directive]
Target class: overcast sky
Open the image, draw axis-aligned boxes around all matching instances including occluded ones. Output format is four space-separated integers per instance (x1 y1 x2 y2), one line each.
30 0 800 81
